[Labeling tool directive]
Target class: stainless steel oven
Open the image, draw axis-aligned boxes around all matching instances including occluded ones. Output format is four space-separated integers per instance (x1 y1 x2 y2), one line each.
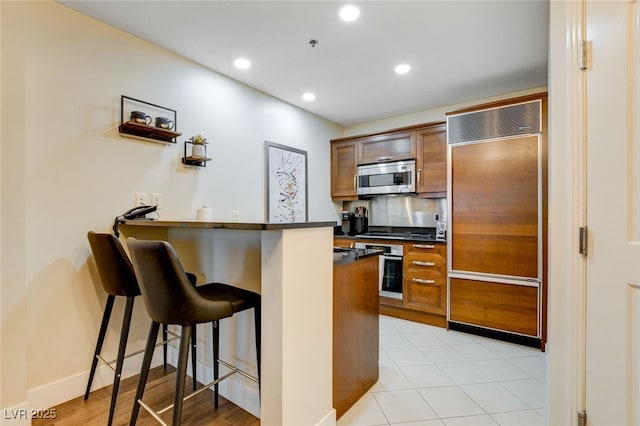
355 242 403 299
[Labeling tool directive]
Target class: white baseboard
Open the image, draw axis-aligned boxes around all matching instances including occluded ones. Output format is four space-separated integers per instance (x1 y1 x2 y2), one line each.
27 347 164 413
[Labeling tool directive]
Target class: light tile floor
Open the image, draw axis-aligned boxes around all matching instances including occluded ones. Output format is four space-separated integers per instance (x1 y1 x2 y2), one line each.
338 315 547 426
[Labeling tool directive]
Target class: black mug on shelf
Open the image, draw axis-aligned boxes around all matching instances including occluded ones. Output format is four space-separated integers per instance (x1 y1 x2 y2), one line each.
130 111 152 125
154 116 174 130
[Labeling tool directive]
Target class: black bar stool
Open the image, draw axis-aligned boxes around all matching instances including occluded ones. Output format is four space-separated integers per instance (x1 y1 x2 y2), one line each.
84 232 200 426
126 238 261 426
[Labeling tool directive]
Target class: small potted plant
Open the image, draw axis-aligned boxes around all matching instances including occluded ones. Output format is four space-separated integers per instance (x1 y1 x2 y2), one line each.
188 134 208 157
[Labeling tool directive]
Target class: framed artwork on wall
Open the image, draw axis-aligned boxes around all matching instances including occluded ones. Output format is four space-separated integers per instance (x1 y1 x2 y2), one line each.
265 141 308 223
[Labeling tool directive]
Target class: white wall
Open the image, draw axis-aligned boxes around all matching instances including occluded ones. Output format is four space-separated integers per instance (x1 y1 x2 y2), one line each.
0 0 341 412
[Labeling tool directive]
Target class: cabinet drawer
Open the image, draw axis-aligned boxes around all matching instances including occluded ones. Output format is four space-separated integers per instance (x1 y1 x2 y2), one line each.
404 275 446 315
449 277 538 337
405 242 447 257
405 252 446 275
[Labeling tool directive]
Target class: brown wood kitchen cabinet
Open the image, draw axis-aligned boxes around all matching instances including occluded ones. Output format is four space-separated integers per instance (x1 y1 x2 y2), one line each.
331 140 358 201
333 252 379 419
357 130 416 164
416 124 447 198
330 121 447 201
404 242 447 317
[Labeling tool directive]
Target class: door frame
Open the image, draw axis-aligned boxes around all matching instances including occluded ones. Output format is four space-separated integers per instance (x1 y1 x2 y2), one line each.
548 1 588 425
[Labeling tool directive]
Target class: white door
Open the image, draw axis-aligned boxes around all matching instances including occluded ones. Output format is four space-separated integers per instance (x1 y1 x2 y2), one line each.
585 1 640 424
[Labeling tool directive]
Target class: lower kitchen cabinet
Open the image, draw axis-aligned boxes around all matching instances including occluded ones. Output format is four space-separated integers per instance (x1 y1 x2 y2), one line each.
404 242 447 316
333 254 379 419
449 277 538 337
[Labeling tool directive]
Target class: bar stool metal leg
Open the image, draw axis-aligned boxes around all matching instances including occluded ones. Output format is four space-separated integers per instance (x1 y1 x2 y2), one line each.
162 325 168 370
192 325 197 391
108 296 135 426
84 294 115 401
172 326 192 426
129 322 160 426
212 321 220 408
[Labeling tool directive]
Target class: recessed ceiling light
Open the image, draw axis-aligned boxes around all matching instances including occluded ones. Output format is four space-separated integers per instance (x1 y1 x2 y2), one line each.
234 58 251 69
395 64 411 75
339 5 360 22
302 92 316 102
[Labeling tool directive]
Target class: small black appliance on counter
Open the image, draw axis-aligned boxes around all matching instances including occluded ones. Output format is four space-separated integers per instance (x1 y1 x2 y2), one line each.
349 216 368 236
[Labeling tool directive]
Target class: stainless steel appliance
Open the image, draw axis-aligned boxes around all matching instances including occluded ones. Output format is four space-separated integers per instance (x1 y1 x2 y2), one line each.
340 211 351 234
356 160 416 196
435 213 447 242
355 241 403 299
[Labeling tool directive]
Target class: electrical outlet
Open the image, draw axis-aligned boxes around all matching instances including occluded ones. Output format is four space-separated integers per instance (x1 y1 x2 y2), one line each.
151 193 162 209
135 192 147 206
232 210 240 222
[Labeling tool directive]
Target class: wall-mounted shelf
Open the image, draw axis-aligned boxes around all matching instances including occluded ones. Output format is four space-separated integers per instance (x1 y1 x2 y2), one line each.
182 141 211 167
119 95 180 143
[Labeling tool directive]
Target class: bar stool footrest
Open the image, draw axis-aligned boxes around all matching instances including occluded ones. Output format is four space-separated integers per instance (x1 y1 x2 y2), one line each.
94 332 181 371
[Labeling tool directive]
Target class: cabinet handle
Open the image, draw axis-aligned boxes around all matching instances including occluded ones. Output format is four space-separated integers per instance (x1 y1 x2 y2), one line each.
413 244 435 249
353 174 357 192
413 261 435 266
417 168 422 186
376 155 393 161
413 278 436 284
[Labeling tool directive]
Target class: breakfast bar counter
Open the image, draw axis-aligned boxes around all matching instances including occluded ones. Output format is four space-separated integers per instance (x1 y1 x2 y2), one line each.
119 219 336 426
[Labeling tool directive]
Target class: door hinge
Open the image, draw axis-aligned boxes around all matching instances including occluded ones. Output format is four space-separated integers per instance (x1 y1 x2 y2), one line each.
578 410 587 426
579 40 592 70
579 226 588 255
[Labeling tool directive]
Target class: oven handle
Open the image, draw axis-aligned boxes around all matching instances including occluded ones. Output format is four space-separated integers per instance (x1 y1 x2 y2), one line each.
382 255 403 260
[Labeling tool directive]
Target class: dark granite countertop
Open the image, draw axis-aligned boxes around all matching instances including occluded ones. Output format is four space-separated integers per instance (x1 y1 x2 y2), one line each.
334 234 446 244
333 248 382 265
120 218 336 230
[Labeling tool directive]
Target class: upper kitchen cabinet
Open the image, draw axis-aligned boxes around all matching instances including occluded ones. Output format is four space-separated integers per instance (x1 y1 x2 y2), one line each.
357 130 416 164
416 124 447 198
330 122 447 201
331 140 359 201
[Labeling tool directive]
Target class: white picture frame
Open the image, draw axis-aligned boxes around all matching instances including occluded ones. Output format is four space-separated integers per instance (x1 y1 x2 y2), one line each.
265 141 308 223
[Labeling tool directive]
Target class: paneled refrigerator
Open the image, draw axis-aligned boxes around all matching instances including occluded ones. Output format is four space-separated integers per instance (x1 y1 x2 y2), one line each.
446 97 547 348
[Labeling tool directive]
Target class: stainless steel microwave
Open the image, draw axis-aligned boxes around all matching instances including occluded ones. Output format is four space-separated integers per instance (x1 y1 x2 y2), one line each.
356 160 416 196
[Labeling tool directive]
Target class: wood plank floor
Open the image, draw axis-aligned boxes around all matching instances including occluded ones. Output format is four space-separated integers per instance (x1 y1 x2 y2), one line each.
32 366 260 426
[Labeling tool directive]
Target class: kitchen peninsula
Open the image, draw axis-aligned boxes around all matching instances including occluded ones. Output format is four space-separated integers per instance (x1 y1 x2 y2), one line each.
332 247 380 418
119 219 335 426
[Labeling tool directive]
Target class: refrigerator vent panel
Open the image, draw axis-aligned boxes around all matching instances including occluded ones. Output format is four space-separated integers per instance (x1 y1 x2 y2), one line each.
448 100 541 144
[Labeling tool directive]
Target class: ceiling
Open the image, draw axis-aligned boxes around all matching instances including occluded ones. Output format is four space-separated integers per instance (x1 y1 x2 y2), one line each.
58 1 549 127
